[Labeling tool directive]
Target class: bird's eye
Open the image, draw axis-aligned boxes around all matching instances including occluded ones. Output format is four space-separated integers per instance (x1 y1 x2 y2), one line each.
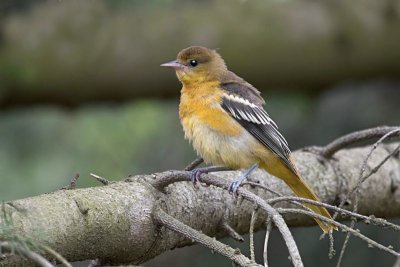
189 59 198 67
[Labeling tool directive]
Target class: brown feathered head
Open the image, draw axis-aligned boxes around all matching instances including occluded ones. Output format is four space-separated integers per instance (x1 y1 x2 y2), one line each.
161 46 227 85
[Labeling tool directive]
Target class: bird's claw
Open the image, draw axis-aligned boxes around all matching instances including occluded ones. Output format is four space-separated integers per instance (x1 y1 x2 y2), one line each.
191 169 207 184
228 163 258 194
228 180 241 194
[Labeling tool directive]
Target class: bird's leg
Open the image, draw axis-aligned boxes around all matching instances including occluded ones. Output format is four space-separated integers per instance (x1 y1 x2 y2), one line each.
191 166 231 184
228 163 258 193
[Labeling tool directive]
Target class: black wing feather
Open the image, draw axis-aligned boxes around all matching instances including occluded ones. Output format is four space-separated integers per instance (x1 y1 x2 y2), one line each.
221 90 296 173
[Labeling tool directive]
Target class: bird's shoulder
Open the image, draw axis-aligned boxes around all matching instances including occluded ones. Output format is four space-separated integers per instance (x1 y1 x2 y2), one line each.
219 71 265 107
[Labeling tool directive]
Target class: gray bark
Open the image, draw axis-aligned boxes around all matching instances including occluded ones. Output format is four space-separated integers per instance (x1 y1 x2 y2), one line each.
1 144 399 266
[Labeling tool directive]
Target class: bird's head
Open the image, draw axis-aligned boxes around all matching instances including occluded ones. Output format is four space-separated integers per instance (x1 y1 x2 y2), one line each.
161 46 227 86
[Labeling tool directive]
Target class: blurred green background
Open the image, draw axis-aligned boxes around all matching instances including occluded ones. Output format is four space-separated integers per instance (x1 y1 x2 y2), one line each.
0 0 399 266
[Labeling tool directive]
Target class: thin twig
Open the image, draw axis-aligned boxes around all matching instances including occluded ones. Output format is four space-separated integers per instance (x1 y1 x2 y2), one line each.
334 132 400 266
357 143 400 194
355 131 400 195
328 231 335 259
332 132 400 220
333 143 400 222
263 216 272 267
235 188 303 267
147 171 191 190
244 139 399 266
244 158 400 231
62 173 79 190
40 244 72 267
393 254 400 267
242 182 283 197
336 223 352 267
184 157 204 171
277 208 400 257
321 126 400 158
153 206 260 267
220 221 244 242
268 196 400 231
250 210 257 262
89 173 110 185
243 182 323 218
1 242 55 267
328 139 398 266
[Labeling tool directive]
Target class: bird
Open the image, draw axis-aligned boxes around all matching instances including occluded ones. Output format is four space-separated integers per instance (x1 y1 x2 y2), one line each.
161 46 336 233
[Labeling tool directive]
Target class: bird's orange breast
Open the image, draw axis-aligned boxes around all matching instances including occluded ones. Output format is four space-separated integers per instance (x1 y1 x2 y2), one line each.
179 82 264 168
179 82 242 137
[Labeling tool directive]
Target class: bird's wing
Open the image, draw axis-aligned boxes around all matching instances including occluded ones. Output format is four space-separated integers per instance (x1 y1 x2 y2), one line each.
220 81 296 173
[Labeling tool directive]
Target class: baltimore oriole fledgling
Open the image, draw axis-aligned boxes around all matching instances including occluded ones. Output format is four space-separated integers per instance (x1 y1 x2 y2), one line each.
161 46 336 233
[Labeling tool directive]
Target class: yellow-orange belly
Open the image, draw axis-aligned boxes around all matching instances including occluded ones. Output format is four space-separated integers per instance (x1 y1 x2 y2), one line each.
179 83 276 170
180 107 278 169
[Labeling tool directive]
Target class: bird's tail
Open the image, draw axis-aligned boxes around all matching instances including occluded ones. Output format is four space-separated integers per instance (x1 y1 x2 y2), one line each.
260 161 337 233
284 172 337 233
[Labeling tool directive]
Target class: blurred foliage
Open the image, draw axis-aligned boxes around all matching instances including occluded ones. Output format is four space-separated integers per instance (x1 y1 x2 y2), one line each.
0 100 191 201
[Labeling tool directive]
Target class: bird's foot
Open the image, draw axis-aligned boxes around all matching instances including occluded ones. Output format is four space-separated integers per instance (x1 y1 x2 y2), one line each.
191 168 208 184
228 180 242 194
191 166 232 185
228 163 258 194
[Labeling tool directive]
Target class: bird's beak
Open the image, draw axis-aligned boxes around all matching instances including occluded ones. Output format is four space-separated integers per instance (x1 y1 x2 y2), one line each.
160 60 185 70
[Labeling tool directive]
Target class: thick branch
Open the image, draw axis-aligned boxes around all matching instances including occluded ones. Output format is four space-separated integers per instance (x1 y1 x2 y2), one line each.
1 143 399 266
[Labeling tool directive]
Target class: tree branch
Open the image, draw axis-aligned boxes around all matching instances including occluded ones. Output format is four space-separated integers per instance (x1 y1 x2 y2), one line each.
1 140 399 266
263 216 272 267
153 207 260 267
320 126 400 158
